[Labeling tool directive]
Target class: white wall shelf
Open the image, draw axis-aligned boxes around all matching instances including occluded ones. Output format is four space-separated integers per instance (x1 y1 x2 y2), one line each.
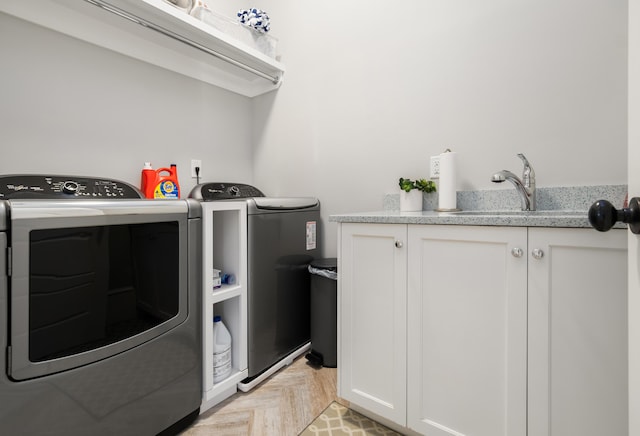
0 0 285 97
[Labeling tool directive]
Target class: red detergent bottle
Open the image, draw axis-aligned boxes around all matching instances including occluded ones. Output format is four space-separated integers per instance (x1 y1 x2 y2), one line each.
140 162 180 199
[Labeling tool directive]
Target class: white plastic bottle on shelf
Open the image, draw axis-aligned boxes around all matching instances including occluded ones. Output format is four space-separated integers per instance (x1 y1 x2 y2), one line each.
212 315 232 383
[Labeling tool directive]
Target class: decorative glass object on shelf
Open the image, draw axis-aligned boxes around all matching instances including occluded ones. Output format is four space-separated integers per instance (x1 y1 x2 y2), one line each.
189 2 278 59
165 0 193 13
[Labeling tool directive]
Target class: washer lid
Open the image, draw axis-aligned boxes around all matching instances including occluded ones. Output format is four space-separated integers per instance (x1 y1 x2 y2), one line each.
252 197 319 210
189 182 265 200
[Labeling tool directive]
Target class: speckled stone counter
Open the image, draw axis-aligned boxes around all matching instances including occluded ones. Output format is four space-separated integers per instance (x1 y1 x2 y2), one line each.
330 185 628 229
330 209 603 228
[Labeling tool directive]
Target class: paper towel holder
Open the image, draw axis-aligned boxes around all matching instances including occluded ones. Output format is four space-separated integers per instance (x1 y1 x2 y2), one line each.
435 149 461 212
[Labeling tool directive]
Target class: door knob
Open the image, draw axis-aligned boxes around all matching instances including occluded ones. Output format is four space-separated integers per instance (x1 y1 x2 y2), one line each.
395 241 403 248
532 248 544 260
511 247 523 258
588 198 640 234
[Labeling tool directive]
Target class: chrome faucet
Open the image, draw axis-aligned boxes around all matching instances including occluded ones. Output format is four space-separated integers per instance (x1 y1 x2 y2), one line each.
491 153 536 211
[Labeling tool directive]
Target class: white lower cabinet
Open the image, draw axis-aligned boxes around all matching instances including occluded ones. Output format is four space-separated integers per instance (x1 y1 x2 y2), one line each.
406 225 527 436
527 227 628 436
338 223 627 436
338 223 407 425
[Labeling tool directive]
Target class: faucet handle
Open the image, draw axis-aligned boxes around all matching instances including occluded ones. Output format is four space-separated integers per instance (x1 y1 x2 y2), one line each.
517 153 529 166
517 153 535 184
517 153 533 170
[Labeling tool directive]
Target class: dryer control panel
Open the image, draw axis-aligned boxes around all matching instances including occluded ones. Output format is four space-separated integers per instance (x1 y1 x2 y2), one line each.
190 182 265 200
0 175 143 199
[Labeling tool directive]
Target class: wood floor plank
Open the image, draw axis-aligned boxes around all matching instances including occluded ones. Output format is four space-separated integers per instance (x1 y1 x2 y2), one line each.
181 356 337 435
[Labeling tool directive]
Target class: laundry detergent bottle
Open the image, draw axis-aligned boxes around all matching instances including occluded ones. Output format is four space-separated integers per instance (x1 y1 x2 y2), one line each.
140 162 155 195
140 163 181 199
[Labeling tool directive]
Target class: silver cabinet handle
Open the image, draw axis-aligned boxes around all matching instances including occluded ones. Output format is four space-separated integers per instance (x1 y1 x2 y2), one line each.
532 248 544 259
395 241 403 248
511 247 523 258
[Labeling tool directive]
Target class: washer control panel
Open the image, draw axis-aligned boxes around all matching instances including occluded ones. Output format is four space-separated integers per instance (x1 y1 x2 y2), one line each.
190 182 265 201
0 175 143 199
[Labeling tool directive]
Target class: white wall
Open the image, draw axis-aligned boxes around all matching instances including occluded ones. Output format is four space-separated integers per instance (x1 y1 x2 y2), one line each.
245 0 628 256
0 2 629 258
0 12 254 196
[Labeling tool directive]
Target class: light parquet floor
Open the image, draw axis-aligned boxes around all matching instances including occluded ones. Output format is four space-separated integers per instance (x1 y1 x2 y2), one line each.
180 356 337 436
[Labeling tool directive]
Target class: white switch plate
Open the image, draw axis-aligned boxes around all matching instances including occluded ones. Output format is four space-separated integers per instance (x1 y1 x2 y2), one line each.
430 156 440 178
191 159 202 178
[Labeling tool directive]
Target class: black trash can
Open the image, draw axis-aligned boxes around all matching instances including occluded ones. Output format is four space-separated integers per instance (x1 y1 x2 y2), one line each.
305 258 338 368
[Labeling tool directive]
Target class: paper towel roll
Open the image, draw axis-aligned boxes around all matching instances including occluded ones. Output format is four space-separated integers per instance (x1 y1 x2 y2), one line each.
438 150 458 210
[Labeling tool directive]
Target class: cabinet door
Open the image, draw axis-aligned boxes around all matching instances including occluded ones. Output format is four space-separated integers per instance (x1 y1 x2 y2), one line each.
528 228 627 436
338 223 407 425
407 225 527 436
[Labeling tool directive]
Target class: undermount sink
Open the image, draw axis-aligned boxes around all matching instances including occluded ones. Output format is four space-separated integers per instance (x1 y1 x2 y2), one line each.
445 210 586 217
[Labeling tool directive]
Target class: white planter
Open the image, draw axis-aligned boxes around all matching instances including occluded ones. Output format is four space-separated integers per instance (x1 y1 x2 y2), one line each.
400 190 423 212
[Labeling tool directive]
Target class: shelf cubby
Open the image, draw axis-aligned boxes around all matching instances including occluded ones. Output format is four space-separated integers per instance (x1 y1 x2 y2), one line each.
201 201 247 412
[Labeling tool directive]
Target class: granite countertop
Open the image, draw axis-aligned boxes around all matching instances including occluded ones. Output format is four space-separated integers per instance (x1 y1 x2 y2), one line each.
329 185 628 229
329 209 604 228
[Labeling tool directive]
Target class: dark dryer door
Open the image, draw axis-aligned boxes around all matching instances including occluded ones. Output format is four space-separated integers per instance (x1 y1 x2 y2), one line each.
7 199 189 380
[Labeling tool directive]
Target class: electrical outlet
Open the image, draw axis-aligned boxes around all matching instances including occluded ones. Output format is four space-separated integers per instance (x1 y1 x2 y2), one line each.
430 156 440 179
191 159 202 178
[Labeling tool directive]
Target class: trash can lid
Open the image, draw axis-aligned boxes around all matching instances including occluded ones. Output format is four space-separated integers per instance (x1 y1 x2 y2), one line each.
310 257 337 271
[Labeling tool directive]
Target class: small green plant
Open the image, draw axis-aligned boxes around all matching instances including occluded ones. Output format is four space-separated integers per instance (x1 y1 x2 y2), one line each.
398 178 436 193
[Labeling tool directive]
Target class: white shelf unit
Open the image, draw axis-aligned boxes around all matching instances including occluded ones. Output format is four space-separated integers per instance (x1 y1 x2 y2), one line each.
0 0 285 97
201 201 247 413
